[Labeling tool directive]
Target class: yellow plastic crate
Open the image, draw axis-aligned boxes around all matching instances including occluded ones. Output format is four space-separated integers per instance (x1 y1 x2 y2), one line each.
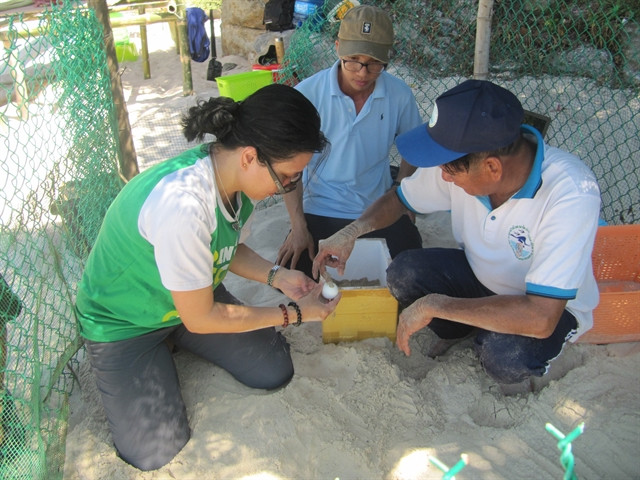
215 70 274 101
322 239 398 343
578 224 640 344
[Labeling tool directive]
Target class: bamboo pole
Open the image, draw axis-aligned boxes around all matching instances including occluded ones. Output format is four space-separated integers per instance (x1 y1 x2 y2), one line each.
0 274 23 446
473 0 494 80
108 11 177 28
138 5 151 79
108 0 169 12
175 0 193 96
88 0 140 181
0 11 176 43
169 20 179 54
3 38 29 119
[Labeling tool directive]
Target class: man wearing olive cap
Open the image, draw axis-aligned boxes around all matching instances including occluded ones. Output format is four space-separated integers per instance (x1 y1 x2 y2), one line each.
313 79 601 394
277 5 423 279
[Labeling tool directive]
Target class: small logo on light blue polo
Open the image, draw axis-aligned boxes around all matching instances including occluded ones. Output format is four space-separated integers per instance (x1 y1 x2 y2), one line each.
509 225 533 260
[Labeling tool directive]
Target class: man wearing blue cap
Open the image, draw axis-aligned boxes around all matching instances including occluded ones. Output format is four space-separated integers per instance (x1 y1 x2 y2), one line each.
312 79 601 394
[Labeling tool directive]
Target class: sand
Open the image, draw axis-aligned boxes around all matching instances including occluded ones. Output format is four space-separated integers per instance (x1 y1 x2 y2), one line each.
63 22 640 480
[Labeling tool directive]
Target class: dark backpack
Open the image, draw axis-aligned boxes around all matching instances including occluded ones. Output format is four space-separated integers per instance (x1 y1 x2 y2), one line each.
186 7 210 63
263 0 296 31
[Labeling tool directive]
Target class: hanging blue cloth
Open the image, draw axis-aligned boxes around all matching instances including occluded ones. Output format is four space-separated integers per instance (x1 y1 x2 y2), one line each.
186 7 210 62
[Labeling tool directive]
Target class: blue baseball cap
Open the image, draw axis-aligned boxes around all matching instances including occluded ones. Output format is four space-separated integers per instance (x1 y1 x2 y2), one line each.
397 80 524 168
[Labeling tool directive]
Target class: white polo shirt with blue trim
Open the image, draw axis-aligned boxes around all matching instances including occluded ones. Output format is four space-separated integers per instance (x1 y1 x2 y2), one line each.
397 126 601 340
296 60 423 219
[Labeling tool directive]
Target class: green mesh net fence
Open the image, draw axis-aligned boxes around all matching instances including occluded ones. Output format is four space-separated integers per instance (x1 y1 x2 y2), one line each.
0 0 638 478
1 1 123 478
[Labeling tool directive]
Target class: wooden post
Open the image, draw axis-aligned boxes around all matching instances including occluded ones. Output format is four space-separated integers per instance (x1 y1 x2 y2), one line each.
88 0 139 181
0 274 23 445
175 1 193 96
473 0 494 80
3 38 29 120
169 20 179 54
138 5 151 79
107 11 179 28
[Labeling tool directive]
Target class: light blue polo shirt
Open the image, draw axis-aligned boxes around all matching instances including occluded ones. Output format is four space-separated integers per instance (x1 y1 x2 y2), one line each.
296 60 423 219
397 126 601 339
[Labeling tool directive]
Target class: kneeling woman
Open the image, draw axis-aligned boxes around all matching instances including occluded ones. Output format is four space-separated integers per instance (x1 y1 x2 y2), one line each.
75 84 339 470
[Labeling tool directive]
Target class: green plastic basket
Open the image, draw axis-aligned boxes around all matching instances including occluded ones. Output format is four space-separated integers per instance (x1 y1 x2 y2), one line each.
115 42 139 62
215 70 274 101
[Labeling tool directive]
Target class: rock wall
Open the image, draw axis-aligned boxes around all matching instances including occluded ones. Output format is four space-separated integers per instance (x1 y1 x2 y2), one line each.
221 0 296 63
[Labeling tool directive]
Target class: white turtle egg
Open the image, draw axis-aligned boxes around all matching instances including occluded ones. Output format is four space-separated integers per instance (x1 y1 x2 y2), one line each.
322 281 339 300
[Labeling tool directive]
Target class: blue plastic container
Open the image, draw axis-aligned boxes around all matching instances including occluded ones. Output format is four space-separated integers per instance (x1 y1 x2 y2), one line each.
293 0 324 28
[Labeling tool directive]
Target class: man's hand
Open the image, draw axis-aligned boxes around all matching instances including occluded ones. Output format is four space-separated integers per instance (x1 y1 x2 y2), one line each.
276 227 315 270
312 223 360 278
395 293 568 356
395 296 434 356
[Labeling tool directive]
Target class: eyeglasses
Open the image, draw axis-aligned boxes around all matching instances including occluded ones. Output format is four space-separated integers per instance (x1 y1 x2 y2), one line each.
341 59 387 74
265 161 302 195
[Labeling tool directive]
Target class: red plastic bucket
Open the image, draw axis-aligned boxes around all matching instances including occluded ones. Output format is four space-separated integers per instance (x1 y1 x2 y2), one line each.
252 64 281 82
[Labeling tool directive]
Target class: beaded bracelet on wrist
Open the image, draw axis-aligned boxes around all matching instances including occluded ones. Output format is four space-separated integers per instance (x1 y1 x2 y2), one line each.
278 303 289 328
287 301 302 327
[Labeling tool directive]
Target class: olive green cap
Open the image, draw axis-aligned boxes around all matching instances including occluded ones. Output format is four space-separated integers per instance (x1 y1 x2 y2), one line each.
337 5 393 63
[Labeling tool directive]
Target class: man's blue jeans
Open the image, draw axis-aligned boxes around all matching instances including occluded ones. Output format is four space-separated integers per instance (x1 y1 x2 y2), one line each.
386 248 578 384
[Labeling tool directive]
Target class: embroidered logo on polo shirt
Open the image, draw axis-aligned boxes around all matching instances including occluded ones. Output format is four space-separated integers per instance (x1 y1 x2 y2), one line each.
508 225 533 260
